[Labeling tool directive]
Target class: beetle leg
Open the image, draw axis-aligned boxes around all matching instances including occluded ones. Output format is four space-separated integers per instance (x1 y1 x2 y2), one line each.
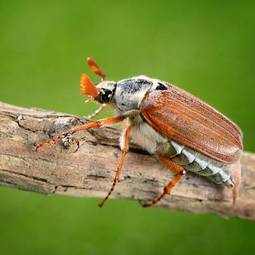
34 116 125 151
86 104 107 120
230 159 241 205
98 126 132 208
143 155 186 208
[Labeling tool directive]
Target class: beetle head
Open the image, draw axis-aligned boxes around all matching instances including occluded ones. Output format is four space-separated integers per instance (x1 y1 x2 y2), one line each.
80 57 116 104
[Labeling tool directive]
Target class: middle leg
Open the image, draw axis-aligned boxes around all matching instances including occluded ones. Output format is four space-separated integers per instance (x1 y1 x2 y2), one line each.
98 125 132 208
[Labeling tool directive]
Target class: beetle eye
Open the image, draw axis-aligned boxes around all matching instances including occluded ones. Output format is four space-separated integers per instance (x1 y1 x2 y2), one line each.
156 82 167 90
95 88 113 103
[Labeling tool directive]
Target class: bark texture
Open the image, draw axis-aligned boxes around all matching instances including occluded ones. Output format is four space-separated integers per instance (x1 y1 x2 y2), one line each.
0 102 254 220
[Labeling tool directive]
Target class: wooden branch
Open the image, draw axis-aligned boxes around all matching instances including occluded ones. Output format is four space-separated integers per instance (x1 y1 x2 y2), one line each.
0 101 254 221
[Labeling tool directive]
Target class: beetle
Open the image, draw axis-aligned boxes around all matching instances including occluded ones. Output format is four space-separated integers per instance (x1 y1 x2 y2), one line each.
35 57 243 208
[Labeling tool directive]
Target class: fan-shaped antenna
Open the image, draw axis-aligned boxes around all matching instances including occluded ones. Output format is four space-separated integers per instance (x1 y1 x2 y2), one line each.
87 57 106 81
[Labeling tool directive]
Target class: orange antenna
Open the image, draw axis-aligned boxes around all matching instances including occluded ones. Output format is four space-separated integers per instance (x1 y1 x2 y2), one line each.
87 57 106 81
80 73 99 98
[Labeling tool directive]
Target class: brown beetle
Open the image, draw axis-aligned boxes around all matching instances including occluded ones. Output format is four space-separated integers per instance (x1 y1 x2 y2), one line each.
35 57 243 207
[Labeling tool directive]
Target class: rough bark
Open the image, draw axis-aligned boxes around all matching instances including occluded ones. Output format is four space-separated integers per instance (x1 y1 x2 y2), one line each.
0 102 254 220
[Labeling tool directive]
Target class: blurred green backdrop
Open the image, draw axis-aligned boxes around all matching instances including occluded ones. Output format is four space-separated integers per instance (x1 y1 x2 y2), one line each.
1 0 255 254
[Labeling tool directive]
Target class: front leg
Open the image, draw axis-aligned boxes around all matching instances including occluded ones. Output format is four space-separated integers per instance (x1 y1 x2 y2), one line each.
35 116 125 151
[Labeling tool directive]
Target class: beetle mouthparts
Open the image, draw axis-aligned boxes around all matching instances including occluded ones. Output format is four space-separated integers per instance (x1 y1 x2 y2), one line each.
80 73 99 98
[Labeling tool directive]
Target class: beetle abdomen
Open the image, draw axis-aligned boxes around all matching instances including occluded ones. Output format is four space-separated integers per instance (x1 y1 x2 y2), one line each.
141 82 243 164
166 140 234 187
130 118 235 187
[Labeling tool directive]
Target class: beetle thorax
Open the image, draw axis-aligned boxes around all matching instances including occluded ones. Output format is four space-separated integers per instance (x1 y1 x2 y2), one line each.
113 75 153 113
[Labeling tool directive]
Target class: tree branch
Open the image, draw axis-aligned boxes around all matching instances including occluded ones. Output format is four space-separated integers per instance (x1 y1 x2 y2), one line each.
0 101 254 220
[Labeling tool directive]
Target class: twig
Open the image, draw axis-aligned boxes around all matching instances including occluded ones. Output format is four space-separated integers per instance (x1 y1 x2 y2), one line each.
0 101 254 220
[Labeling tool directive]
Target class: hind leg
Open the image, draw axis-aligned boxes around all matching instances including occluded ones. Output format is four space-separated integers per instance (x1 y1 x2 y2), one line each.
143 155 186 208
229 159 241 205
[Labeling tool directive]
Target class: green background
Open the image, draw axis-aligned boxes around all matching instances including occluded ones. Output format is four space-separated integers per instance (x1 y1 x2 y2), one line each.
1 0 254 254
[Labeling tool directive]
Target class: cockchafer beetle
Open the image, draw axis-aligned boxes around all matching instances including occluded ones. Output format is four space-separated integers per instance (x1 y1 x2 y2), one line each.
35 57 243 208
